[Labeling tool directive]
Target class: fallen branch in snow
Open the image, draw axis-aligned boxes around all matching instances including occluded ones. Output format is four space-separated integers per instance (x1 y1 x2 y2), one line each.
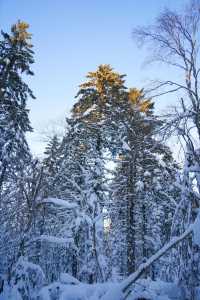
120 226 193 296
101 225 193 300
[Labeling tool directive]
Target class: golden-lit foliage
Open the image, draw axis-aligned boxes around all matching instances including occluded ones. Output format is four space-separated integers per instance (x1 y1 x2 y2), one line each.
74 67 153 125
73 98 94 116
74 105 81 114
128 88 153 113
73 65 125 121
11 20 32 46
87 110 102 123
80 64 125 98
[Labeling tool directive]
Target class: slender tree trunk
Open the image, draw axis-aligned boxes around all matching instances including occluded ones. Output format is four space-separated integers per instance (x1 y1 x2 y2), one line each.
126 154 136 275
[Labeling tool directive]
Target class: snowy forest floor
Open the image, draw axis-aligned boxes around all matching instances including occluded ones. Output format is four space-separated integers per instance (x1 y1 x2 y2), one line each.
0 277 184 300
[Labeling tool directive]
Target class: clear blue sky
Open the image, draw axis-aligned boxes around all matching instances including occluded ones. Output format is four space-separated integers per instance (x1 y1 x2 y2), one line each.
1 0 186 154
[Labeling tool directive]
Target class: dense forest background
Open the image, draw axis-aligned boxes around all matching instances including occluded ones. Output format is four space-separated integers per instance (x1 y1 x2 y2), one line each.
1 1 200 299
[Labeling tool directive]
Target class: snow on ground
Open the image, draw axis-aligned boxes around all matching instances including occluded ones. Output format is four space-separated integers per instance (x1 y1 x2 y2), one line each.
0 271 184 300
38 281 118 300
37 278 182 300
130 279 182 300
0 287 22 300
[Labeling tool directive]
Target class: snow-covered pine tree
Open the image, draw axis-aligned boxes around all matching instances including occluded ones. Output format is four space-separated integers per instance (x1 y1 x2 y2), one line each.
36 114 108 283
109 88 179 278
0 159 43 285
72 66 179 279
70 65 129 280
43 134 62 198
38 63 127 281
59 117 108 283
0 21 38 289
0 21 35 193
72 64 126 154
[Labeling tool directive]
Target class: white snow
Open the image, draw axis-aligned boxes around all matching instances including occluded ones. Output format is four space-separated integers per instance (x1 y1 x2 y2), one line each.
122 140 131 151
60 273 80 285
37 279 182 300
38 282 122 300
136 180 144 191
101 285 123 300
144 170 151 176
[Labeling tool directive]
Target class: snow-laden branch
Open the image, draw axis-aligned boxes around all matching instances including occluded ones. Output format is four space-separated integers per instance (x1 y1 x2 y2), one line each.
32 235 74 245
40 197 78 209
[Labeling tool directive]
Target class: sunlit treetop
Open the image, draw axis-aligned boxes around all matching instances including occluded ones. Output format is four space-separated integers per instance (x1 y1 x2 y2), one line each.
128 88 154 113
80 64 125 98
10 20 32 47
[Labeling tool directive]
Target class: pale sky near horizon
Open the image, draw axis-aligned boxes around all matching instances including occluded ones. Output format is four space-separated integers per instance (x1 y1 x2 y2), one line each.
1 0 187 155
